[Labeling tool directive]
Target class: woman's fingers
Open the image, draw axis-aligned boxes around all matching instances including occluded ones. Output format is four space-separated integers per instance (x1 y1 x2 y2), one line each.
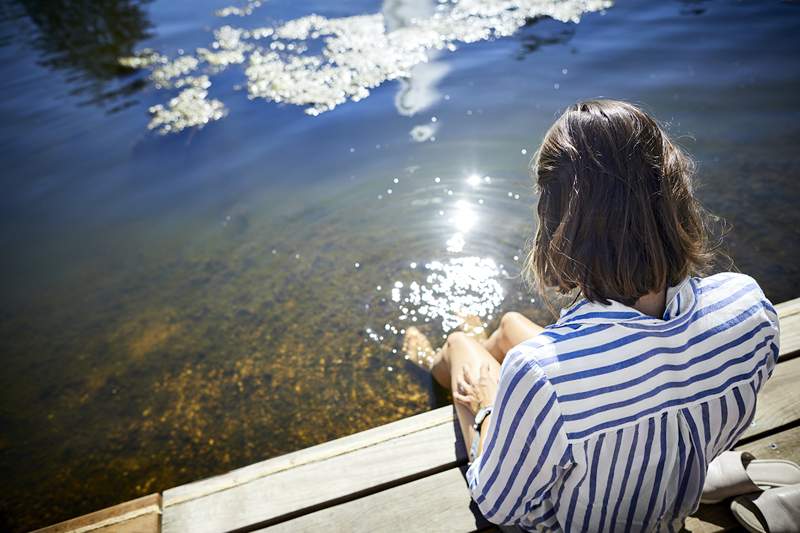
458 366 478 393
453 390 479 414
462 364 478 385
454 361 496 414
456 368 468 389
456 377 472 395
452 391 471 404
479 361 496 384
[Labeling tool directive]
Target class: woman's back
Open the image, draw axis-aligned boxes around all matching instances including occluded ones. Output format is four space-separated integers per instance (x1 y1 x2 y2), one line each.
466 272 780 532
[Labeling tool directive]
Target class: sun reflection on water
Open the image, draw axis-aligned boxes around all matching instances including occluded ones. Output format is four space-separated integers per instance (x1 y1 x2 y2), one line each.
386 257 506 335
452 199 477 231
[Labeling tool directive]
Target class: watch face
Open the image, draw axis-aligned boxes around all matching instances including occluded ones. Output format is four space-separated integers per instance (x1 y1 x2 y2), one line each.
474 407 491 429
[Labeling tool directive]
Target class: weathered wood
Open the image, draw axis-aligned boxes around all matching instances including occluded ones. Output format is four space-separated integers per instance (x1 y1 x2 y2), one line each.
683 508 735 533
739 356 800 441
738 424 800 461
258 467 490 533
266 424 800 533
776 297 800 360
162 407 464 533
33 493 161 533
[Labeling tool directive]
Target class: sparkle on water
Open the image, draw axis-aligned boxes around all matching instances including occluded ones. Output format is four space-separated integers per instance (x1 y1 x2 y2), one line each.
120 0 612 133
446 232 466 253
216 0 264 18
383 256 506 334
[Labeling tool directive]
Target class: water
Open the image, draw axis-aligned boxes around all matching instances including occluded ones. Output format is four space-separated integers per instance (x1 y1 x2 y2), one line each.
1 0 799 529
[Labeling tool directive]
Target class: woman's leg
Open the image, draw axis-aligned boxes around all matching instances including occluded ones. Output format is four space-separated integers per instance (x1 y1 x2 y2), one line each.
483 312 544 364
430 331 501 452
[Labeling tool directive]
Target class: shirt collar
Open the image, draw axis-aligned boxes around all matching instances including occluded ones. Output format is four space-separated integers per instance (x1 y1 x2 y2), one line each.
555 275 695 326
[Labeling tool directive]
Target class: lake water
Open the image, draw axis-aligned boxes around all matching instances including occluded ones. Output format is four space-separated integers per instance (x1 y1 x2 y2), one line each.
1 0 799 529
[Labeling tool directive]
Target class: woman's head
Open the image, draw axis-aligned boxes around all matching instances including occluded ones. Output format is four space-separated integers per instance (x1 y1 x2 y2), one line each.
525 99 717 306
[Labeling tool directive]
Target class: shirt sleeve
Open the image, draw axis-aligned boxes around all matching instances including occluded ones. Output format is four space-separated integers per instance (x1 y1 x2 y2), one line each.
759 295 781 385
747 275 781 386
465 343 573 525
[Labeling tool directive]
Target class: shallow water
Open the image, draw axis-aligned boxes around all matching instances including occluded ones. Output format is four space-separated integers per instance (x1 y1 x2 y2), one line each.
1 0 799 530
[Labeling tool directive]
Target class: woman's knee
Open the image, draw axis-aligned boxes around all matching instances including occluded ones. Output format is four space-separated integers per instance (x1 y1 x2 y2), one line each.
498 311 528 342
446 330 471 350
444 331 489 366
499 312 526 336
495 311 542 354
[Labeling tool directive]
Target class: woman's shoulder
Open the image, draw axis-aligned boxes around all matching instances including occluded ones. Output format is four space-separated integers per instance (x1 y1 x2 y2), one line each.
697 271 761 290
695 271 774 308
499 312 627 377
695 271 779 329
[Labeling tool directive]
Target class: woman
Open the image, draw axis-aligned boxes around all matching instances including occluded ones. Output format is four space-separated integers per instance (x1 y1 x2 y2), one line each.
416 100 781 531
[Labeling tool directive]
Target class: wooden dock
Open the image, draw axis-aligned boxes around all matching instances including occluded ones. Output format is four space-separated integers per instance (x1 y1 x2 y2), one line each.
37 298 800 533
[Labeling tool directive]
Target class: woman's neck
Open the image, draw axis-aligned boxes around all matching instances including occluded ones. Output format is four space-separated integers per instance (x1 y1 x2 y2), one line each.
633 287 668 318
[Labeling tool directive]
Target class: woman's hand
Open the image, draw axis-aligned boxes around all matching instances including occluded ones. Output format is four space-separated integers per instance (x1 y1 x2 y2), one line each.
452 361 499 415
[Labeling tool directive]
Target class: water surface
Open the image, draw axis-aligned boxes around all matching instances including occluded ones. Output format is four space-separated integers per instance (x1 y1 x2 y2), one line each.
1 0 799 530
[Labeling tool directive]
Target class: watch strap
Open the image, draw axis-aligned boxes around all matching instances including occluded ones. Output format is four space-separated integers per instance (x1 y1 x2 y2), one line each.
473 405 493 431
469 405 493 463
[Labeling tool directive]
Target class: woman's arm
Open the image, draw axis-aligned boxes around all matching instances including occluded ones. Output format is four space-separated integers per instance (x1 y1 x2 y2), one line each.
453 361 498 458
461 350 572 525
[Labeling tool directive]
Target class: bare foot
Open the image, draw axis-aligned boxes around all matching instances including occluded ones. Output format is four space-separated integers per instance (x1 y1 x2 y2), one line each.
402 326 436 370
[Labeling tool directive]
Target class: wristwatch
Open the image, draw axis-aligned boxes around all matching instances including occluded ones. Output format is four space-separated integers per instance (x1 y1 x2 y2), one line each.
473 405 493 432
469 405 493 463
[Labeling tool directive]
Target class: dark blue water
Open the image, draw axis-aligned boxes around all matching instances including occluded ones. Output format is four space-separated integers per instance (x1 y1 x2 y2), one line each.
1 0 799 529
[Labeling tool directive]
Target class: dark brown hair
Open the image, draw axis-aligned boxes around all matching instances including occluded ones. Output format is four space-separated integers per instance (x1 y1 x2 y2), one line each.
525 99 718 307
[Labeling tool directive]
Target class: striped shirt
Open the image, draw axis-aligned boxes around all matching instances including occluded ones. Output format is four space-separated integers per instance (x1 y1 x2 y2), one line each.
465 272 780 532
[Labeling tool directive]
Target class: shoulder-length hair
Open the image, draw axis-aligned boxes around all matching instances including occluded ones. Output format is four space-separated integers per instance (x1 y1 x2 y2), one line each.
524 99 719 306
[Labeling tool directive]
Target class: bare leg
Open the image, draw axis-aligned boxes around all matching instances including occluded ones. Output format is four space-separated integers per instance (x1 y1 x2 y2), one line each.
483 312 544 364
430 332 501 452
404 313 543 452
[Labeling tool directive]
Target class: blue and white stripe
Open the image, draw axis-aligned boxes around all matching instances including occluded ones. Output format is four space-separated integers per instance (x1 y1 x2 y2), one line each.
465 272 780 532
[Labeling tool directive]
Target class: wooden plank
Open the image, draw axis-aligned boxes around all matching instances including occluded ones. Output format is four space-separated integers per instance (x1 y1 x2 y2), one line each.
739 356 800 441
162 407 464 533
269 425 800 533
738 423 800 461
258 467 490 533
164 406 456 506
776 297 800 360
683 509 733 533
33 493 161 533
